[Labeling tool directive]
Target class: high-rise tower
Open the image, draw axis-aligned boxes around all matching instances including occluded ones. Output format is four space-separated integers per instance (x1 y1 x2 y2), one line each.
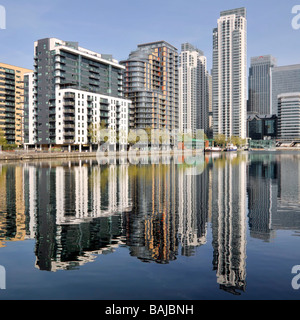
121 41 179 131
24 38 131 150
0 63 32 145
212 8 247 139
179 43 209 135
248 55 277 115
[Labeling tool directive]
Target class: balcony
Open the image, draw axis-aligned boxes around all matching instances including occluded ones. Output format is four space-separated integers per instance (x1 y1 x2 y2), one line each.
63 107 75 113
63 100 75 107
100 98 109 105
64 92 75 99
100 112 109 118
64 124 75 129
64 116 75 122
64 139 75 144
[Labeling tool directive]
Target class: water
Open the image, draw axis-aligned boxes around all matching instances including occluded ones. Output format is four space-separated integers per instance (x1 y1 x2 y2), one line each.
0 151 300 300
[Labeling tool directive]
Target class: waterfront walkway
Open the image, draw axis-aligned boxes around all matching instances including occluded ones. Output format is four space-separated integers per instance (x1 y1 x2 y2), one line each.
1 147 300 162
0 149 200 162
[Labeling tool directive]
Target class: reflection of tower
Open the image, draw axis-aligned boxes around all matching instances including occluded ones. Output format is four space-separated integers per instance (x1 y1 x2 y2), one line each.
247 155 278 241
177 166 209 256
211 155 247 294
124 163 178 264
74 162 88 221
23 164 38 238
0 165 26 247
275 154 300 230
277 154 300 208
108 165 117 213
118 164 130 213
27 161 132 272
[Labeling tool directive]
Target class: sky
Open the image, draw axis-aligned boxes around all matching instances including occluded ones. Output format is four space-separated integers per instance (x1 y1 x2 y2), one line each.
0 0 299 72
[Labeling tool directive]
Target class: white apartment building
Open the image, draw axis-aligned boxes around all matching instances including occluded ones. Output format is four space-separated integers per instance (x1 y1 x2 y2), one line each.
24 38 131 150
179 43 209 135
212 8 247 139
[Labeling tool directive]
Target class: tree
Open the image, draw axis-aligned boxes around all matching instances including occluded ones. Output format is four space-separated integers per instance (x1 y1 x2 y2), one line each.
229 136 247 147
88 120 109 150
229 136 240 146
0 129 7 151
214 134 226 147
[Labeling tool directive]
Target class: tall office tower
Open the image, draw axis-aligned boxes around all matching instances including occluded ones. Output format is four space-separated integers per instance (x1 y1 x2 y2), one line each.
248 55 277 115
121 41 179 131
25 38 131 150
0 63 33 145
278 92 300 139
271 64 300 115
212 8 247 139
179 43 209 135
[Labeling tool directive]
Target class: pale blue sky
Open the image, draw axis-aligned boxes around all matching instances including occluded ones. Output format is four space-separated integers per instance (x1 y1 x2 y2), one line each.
0 0 299 71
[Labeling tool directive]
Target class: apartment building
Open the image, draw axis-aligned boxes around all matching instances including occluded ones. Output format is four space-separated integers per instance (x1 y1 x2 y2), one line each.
121 41 179 132
179 43 209 135
24 38 131 150
212 8 247 139
0 63 32 145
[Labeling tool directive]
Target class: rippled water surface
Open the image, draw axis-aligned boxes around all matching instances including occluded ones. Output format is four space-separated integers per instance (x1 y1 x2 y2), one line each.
0 151 300 300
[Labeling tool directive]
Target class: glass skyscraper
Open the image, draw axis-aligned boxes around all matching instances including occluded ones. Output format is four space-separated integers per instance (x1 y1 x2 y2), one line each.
248 55 277 115
278 92 300 139
271 64 300 115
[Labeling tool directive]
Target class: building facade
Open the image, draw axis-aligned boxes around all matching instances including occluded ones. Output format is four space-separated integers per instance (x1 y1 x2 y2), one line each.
278 92 300 140
248 55 277 115
0 63 33 145
179 43 209 135
271 64 300 115
25 38 131 150
121 41 179 132
247 114 277 140
212 8 247 139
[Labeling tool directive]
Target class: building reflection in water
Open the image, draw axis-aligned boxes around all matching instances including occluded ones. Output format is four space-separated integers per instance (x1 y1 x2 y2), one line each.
210 153 247 295
1 152 300 294
122 155 208 263
0 164 27 247
177 160 209 256
23 160 131 272
247 154 278 241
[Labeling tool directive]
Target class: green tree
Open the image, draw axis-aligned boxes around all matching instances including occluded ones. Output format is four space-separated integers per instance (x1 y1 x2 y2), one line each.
88 120 109 150
0 129 7 151
214 134 226 147
229 136 247 147
229 136 240 146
